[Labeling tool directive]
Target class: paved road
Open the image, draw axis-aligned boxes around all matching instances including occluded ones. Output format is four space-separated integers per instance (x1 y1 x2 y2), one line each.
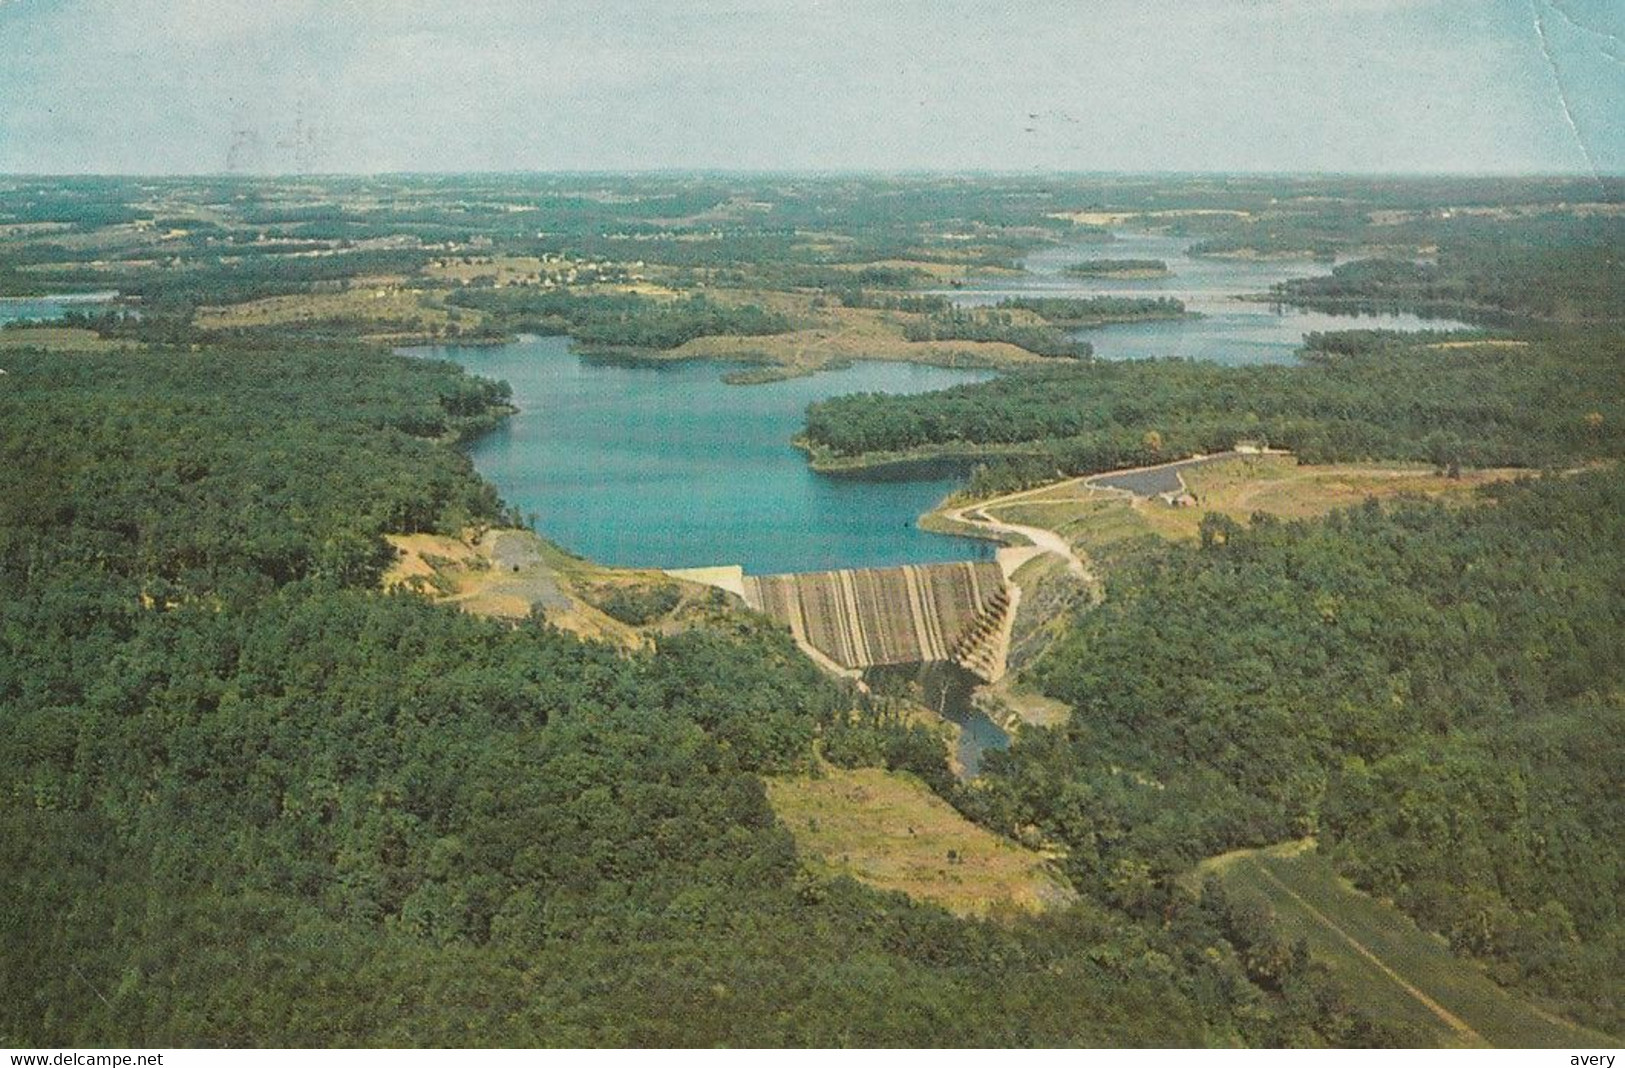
940 450 1288 582
940 489 1090 582
1084 450 1250 496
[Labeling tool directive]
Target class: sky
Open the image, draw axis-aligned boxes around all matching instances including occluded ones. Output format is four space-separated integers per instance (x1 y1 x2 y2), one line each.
1 0 1622 175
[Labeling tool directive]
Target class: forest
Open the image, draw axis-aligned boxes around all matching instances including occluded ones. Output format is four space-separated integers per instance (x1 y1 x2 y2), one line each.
1063 259 1170 277
2 173 1621 1047
994 296 1190 326
445 289 793 351
900 307 1093 359
967 471 1624 1033
1265 240 1625 324
0 338 1411 1047
802 327 1625 492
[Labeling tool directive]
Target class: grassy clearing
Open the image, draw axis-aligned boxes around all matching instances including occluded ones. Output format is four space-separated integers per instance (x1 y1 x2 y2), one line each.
1194 842 1612 1048
1047 209 1254 227
918 507 1031 546
977 674 1072 729
0 327 135 353
196 286 479 336
993 495 1146 543
828 258 1024 279
423 255 555 285
1172 455 1530 530
766 766 1074 917
984 456 1530 559
1426 339 1531 350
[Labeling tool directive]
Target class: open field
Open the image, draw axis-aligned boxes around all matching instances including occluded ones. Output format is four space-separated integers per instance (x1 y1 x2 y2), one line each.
1425 338 1531 350
424 255 563 286
1048 209 1255 227
197 286 480 337
828 258 1025 280
686 333 1047 382
0 326 136 352
766 766 1074 917
981 455 1533 559
1194 842 1613 1048
423 255 672 294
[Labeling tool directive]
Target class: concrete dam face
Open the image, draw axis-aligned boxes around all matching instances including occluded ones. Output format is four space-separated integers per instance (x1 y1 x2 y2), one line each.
740 561 1012 681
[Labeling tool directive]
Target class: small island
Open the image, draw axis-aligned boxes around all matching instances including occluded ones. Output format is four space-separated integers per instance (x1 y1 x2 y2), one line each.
995 296 1192 327
1061 258 1171 279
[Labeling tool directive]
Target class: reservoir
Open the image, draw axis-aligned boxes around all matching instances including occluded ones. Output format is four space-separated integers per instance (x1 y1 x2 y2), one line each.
404 337 998 574
410 235 1466 772
414 232 1468 574
942 231 1467 364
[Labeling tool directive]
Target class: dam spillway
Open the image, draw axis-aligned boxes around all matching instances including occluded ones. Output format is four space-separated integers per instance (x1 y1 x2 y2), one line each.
738 561 1013 681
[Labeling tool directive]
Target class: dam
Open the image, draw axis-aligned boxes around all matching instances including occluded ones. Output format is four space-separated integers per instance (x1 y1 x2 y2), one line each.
671 560 1015 682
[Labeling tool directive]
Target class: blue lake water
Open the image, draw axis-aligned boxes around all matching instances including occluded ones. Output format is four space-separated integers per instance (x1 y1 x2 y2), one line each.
410 235 1471 769
412 231 1470 574
941 231 1468 364
405 337 998 573
0 293 118 326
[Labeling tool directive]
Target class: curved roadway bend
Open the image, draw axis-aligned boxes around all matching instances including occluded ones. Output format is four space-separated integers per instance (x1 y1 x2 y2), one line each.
944 450 1288 580
932 457 1221 685
940 482 1092 582
937 484 1094 687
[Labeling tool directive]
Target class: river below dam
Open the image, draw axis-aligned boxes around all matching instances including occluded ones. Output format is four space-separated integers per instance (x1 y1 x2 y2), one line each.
866 663 1010 777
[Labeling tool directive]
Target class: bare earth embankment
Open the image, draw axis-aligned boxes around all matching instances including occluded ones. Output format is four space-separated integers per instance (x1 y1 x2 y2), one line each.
384 528 728 647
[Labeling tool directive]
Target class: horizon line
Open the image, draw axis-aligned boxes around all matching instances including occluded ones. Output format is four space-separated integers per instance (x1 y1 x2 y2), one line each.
2 168 1623 184
3 170 1625 191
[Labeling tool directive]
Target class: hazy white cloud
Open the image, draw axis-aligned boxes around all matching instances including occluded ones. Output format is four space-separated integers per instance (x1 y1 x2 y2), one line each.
0 0 1619 173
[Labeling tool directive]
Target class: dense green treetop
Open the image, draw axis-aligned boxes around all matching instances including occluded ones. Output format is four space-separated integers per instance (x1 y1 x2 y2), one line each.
0 341 1391 1046
3 174 1621 1046
969 471 1624 1032
802 327 1625 491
